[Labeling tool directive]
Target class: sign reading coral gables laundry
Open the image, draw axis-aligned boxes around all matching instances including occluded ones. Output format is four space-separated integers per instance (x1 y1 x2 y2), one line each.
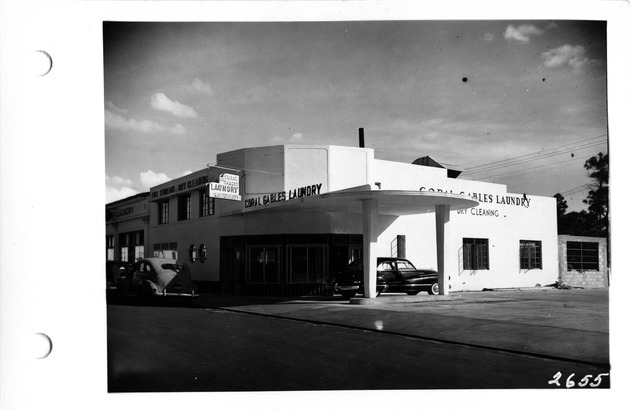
209 173 241 201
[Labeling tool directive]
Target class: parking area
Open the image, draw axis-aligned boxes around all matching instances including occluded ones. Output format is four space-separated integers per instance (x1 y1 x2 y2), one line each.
193 287 610 367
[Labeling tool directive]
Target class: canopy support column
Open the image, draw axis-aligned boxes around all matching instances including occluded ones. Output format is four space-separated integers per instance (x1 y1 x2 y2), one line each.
435 204 450 296
362 198 379 298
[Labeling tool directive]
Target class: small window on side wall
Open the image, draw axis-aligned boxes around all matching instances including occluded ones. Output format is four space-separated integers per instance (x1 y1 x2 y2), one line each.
199 244 207 263
189 244 197 263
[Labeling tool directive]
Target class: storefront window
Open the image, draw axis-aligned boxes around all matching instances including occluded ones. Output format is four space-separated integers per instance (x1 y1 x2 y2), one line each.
289 245 326 283
567 241 599 271
248 246 280 283
119 233 129 262
520 240 542 270
463 238 489 270
153 242 178 259
106 235 115 261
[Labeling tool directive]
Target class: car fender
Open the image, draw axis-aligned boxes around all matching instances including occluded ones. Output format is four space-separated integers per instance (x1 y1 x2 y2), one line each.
140 280 160 296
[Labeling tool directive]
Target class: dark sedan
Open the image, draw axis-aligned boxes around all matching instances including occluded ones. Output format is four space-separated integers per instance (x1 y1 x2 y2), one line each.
336 257 439 298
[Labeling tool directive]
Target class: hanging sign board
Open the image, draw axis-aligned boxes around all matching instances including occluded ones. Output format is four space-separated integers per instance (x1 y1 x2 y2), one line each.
208 173 241 201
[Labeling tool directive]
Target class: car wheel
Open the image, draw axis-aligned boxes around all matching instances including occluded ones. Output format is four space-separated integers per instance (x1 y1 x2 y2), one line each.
341 291 356 299
406 291 420 296
428 282 439 295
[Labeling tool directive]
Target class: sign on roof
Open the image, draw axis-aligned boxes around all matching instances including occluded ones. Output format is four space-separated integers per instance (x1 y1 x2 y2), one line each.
208 173 241 201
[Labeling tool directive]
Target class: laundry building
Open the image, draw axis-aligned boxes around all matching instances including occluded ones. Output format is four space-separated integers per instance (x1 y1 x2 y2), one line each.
106 142 564 297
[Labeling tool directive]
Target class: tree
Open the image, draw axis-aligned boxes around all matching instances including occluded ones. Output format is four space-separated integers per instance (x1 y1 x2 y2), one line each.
554 193 568 217
583 152 608 237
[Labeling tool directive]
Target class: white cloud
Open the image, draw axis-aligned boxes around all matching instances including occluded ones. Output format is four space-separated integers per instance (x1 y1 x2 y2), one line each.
189 78 214 96
140 170 171 190
106 185 139 203
106 175 133 186
105 174 138 203
105 109 186 135
503 24 544 43
483 33 495 42
150 92 199 118
541 44 600 72
105 100 128 115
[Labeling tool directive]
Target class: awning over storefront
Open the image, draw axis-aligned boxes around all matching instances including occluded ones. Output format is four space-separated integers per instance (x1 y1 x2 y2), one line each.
238 184 478 216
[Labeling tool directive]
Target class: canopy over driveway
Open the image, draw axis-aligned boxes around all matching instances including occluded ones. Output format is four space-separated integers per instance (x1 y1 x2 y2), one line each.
238 185 479 297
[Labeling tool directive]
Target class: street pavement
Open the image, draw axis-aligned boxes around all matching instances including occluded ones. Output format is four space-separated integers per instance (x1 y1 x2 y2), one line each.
192 287 609 367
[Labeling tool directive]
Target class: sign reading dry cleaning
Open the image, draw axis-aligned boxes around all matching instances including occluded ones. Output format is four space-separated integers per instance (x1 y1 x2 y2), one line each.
208 173 241 201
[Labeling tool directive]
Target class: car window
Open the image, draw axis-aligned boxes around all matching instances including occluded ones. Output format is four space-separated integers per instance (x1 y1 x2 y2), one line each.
378 262 394 271
396 260 416 270
162 263 184 273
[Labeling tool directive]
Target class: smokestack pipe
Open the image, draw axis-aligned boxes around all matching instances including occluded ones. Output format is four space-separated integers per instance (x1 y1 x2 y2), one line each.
359 128 365 148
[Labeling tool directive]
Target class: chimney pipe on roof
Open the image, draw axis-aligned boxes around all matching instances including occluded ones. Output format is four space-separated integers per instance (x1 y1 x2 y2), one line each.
359 128 365 148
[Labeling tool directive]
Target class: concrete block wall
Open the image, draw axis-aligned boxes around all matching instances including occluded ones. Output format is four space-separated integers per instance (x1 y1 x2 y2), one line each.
558 235 609 288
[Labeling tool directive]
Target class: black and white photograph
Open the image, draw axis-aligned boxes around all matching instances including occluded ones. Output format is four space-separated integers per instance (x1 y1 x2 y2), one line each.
1 1 628 409
104 19 610 391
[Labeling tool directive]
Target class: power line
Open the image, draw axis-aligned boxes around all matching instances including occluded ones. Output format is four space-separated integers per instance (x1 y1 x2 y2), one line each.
461 134 607 176
474 157 579 181
560 184 590 196
464 134 607 171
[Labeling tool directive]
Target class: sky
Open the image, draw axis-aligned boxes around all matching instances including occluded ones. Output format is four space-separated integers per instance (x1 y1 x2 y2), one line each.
104 20 608 211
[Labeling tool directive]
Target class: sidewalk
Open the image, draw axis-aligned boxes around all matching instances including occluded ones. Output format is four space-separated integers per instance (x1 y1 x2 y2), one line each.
193 288 610 367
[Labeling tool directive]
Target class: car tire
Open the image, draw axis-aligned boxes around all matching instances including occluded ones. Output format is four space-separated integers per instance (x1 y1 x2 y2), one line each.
341 291 356 299
428 282 439 295
406 291 420 296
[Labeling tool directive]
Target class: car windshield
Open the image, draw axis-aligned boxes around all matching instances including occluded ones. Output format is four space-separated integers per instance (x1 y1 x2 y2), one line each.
396 260 416 270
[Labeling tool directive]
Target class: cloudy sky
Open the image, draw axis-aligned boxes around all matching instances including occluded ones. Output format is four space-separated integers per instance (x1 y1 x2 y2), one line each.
104 20 607 211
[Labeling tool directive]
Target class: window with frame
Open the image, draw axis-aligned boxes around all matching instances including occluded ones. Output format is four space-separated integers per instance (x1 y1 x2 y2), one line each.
248 246 280 283
134 231 145 261
158 200 169 224
199 190 215 217
289 245 327 283
462 238 489 270
178 194 191 221
153 242 178 259
106 235 115 261
119 233 129 262
520 240 542 270
567 241 599 271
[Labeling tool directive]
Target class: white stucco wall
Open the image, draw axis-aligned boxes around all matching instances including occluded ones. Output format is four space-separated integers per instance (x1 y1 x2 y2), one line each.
141 144 559 289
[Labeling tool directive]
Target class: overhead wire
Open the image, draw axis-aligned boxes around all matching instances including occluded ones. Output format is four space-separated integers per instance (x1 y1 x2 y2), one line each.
474 157 579 180
461 134 607 176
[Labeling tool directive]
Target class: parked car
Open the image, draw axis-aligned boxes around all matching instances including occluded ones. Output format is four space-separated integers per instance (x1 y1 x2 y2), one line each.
117 257 199 301
106 260 134 290
336 257 439 298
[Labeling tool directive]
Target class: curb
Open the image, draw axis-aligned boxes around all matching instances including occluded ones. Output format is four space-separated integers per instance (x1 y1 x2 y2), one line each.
349 294 463 304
